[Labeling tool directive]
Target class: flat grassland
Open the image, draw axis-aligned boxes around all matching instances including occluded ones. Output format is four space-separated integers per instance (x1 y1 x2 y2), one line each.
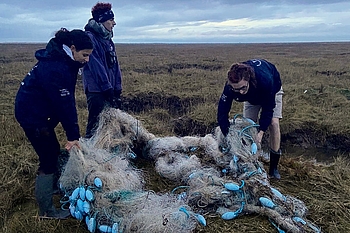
1 42 350 232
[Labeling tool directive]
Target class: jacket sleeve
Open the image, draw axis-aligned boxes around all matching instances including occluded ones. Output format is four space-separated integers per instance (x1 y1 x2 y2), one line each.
217 84 234 136
114 59 123 91
41 65 80 141
258 60 281 132
112 43 123 91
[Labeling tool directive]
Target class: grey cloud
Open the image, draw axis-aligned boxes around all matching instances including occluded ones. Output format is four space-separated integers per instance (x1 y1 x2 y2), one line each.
168 28 180 33
2 0 349 10
117 0 350 7
1 0 97 10
0 0 350 43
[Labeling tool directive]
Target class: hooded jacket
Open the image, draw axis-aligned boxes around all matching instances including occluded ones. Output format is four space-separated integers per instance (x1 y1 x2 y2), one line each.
15 38 83 141
82 20 122 93
217 59 282 136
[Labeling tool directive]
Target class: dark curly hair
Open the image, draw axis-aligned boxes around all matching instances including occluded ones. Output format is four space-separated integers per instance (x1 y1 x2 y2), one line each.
92 2 112 20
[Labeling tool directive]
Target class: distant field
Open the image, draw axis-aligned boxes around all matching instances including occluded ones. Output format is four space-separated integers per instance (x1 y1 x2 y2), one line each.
1 42 350 232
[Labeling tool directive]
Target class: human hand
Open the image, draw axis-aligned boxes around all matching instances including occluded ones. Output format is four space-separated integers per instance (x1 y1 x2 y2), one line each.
102 88 114 103
112 97 122 109
65 140 81 151
112 90 122 109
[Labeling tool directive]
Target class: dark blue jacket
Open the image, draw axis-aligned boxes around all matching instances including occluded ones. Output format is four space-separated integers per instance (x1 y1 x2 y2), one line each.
15 38 83 141
82 29 122 93
217 59 282 136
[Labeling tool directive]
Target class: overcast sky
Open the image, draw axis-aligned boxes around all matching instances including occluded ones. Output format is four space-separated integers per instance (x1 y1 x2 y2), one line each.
1 0 350 43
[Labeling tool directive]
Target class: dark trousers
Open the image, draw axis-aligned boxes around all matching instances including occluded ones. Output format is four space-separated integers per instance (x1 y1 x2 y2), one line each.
86 91 108 138
23 126 60 174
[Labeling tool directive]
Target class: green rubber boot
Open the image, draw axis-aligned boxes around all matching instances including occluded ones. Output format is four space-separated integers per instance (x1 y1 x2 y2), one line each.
35 173 70 219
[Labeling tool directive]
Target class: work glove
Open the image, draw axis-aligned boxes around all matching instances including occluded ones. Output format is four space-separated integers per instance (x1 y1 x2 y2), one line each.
112 90 122 109
102 88 114 105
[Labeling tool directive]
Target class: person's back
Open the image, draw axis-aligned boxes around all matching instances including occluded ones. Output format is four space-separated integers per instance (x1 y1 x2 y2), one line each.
15 38 81 131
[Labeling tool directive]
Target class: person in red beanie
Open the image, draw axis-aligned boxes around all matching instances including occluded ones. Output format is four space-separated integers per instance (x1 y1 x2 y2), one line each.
82 2 123 138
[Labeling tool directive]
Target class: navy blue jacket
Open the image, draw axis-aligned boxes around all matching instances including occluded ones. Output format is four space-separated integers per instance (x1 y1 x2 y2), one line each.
15 38 83 141
217 59 282 136
82 28 122 93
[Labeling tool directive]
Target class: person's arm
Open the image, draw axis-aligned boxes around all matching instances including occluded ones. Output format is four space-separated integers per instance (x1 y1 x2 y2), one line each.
217 84 234 136
258 61 281 132
112 43 123 91
257 74 276 133
111 44 123 108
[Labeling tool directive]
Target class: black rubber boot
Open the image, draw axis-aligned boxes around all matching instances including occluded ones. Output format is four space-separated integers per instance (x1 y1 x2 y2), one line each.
269 149 281 180
35 174 70 219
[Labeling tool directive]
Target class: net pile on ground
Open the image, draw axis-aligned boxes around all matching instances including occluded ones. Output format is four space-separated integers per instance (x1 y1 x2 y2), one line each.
146 114 322 233
59 108 321 233
59 109 200 233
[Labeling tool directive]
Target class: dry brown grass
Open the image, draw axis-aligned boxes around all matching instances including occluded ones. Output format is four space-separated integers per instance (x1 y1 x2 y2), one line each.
1 42 350 232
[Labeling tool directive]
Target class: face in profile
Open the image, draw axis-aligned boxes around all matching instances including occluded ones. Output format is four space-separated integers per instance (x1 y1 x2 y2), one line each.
71 46 93 64
102 18 116 32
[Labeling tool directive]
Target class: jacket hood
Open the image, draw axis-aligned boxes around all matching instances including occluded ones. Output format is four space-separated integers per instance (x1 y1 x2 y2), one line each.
35 38 64 60
85 18 113 40
35 38 85 68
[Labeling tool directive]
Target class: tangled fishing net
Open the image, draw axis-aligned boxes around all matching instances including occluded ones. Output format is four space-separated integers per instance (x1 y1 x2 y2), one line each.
59 108 321 233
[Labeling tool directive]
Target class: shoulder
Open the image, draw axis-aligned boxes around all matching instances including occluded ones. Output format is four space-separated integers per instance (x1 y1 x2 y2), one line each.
245 59 274 69
245 59 275 76
85 31 98 44
40 58 70 74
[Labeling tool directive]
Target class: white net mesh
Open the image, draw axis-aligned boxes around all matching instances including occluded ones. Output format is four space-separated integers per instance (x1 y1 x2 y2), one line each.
59 108 321 233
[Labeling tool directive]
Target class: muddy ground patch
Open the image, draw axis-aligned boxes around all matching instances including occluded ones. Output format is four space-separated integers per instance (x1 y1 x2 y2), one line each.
122 92 350 153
